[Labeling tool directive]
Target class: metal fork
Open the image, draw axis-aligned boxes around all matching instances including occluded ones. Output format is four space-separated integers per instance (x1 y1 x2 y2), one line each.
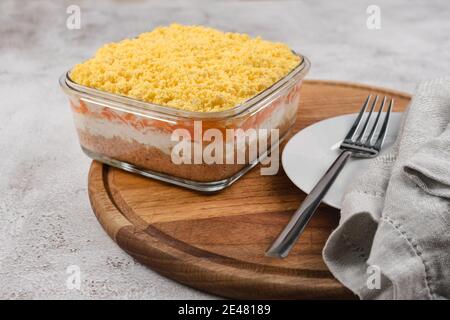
266 95 394 258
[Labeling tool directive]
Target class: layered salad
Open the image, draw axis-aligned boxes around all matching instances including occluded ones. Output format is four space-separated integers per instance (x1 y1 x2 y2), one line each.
66 24 305 185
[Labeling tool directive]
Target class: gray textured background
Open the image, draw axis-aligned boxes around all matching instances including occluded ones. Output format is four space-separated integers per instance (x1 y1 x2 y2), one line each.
0 0 449 299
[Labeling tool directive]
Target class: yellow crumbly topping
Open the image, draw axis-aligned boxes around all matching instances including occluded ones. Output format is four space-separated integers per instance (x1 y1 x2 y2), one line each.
70 24 301 112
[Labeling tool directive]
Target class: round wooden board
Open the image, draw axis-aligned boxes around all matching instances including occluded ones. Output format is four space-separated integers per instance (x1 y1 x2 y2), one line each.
88 80 411 299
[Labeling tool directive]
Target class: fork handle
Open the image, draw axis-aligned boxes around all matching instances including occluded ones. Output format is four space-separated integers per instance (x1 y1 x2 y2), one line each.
266 150 352 258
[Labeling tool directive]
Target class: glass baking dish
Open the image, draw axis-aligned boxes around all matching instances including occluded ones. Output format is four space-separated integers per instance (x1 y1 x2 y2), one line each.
60 54 310 192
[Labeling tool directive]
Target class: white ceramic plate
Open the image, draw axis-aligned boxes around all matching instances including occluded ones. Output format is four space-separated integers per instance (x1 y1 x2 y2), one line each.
282 113 402 209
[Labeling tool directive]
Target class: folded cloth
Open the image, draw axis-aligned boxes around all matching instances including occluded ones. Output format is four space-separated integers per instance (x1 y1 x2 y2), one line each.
323 78 450 300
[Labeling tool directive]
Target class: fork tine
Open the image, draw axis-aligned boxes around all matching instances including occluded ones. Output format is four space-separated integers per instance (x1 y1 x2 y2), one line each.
373 98 394 149
366 96 387 144
344 94 371 141
355 95 378 142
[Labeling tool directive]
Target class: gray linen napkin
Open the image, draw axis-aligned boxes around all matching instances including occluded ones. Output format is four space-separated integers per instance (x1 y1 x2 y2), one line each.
323 78 450 300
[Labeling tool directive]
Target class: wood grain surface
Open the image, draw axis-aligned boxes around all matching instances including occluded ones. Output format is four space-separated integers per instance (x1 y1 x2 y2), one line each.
88 80 411 299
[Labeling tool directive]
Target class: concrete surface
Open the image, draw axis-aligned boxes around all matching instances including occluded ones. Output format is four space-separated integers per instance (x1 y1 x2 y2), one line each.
0 0 449 299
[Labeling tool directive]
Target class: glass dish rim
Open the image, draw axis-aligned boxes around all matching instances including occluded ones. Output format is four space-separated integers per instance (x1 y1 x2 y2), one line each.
60 52 310 121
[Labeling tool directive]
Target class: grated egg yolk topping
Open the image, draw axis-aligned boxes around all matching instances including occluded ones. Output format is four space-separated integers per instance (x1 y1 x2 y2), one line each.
70 24 301 112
